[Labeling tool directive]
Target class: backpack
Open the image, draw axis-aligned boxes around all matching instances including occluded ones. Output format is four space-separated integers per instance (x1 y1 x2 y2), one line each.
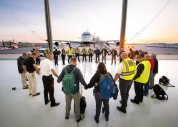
153 84 168 100
159 76 175 87
74 96 86 114
62 67 78 94
112 83 119 100
99 73 114 99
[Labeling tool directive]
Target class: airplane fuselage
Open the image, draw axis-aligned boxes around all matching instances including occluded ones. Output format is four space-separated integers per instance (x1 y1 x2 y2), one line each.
81 31 93 42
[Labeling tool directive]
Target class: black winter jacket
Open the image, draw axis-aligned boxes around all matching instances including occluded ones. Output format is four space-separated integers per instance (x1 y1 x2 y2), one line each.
86 71 113 89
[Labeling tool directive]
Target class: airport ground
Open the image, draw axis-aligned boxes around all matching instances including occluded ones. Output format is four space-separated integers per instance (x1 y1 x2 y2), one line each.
0 58 178 127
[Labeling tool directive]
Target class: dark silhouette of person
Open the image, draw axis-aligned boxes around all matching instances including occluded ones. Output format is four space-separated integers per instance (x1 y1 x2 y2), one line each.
53 48 61 66
88 48 93 62
94 47 101 63
61 48 66 65
101 48 109 64
110 48 118 65
82 47 87 62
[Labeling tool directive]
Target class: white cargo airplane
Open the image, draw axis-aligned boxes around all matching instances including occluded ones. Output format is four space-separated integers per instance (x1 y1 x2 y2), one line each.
53 31 119 51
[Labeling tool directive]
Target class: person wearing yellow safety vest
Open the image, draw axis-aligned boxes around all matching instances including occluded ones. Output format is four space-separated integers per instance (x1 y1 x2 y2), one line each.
114 52 136 113
44 48 50 58
67 47 73 63
130 53 151 105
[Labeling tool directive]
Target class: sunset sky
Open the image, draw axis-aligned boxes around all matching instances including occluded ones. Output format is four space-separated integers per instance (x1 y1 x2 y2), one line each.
0 0 177 44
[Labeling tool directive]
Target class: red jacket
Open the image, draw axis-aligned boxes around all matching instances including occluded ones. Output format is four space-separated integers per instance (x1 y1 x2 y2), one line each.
148 58 155 71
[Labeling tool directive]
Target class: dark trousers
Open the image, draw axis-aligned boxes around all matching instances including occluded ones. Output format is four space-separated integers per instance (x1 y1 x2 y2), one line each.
36 57 41 65
83 54 87 62
111 56 116 64
119 78 133 110
89 54 93 62
102 56 106 64
42 75 55 104
144 71 152 94
54 57 58 65
75 53 80 62
134 81 144 102
144 81 149 95
62 55 65 65
68 55 72 63
95 55 100 62
94 92 109 119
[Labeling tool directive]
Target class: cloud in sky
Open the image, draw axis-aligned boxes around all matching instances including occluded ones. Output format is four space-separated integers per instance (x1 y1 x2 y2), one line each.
0 0 177 43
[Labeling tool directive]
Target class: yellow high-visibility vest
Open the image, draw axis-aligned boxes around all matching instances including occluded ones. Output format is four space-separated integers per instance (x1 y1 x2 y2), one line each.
68 49 73 56
121 58 136 80
135 60 151 83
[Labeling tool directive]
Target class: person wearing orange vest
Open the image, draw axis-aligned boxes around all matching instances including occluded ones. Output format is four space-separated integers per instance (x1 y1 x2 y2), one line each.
114 52 136 113
130 53 151 104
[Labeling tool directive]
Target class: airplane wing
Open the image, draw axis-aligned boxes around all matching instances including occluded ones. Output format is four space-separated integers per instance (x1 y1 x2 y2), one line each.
53 39 119 51
97 40 119 46
53 40 80 43
100 40 119 44
96 40 120 51
53 40 84 49
53 40 97 47
101 40 119 42
53 40 96 44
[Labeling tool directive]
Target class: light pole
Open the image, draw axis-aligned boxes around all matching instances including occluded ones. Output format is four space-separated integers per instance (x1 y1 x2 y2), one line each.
44 0 53 52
